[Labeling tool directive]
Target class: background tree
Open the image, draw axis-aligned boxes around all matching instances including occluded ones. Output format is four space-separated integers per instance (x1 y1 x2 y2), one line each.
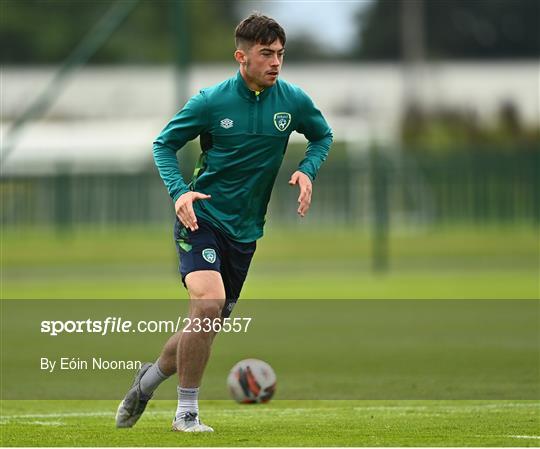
0 0 240 64
354 0 540 60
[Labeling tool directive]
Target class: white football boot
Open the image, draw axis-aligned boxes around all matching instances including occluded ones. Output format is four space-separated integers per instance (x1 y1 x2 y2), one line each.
115 362 153 428
172 411 214 432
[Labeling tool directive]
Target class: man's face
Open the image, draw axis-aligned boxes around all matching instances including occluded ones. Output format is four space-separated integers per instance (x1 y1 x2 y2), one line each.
237 40 285 90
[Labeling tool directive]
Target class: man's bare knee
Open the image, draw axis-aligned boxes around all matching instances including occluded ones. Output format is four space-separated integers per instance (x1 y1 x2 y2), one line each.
184 270 225 336
191 299 223 319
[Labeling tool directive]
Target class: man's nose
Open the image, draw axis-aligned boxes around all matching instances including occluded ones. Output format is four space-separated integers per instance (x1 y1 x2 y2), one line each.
271 55 280 67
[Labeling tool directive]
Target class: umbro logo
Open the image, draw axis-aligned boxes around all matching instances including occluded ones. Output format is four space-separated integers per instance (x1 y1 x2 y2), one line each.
220 118 234 129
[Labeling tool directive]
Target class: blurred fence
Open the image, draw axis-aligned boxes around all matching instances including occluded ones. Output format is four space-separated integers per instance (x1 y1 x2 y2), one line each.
1 145 538 229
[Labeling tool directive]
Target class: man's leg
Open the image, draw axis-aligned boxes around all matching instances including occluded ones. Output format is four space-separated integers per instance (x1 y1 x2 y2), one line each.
137 270 226 390
117 219 234 431
172 270 225 432
115 336 176 428
179 270 225 385
154 333 181 376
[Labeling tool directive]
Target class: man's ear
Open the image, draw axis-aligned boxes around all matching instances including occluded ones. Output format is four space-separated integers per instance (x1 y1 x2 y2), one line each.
234 49 247 65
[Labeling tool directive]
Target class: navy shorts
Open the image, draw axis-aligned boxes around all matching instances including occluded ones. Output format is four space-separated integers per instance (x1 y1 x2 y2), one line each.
173 218 256 317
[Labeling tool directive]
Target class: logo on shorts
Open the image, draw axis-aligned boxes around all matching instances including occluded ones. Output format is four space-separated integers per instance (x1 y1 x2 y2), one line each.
273 112 291 131
220 118 234 129
202 248 216 264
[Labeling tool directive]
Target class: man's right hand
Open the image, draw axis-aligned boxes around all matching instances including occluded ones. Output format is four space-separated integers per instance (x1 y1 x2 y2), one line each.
175 191 211 231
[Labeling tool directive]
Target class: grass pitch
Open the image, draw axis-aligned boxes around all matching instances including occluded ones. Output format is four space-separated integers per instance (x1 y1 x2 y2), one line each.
1 400 539 447
1 225 538 446
2 224 538 299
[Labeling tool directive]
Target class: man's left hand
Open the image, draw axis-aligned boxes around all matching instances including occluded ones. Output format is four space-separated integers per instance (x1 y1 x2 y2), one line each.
288 171 312 217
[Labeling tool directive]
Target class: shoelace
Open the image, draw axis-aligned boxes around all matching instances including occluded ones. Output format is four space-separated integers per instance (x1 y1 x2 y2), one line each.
184 412 198 422
177 411 199 423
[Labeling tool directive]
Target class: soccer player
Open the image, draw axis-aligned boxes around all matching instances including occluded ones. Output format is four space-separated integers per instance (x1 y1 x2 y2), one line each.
116 13 332 432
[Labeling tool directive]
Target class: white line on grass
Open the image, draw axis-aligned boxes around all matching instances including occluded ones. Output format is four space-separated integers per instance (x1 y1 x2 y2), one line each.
506 435 540 440
1 402 537 421
26 421 64 426
0 412 115 419
0 408 339 420
0 420 65 426
354 402 539 413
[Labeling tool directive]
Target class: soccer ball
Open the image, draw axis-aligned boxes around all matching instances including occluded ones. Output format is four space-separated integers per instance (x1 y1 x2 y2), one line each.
227 358 277 403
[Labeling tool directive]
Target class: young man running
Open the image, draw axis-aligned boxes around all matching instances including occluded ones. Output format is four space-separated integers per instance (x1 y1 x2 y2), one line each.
116 12 332 433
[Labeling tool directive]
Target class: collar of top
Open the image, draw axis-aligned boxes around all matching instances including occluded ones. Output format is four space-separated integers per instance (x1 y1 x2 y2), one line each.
235 70 273 102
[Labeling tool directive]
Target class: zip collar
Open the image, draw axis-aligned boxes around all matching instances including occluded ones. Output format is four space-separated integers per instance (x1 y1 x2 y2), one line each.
235 70 273 102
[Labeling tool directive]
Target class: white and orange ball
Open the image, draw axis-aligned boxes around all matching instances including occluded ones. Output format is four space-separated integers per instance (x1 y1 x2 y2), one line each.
227 358 277 404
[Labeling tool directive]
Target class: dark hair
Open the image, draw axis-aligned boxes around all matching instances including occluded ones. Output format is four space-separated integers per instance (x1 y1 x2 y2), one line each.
235 13 286 48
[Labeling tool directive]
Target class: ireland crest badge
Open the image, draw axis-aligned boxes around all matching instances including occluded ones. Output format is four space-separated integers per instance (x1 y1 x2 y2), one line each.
202 248 216 264
273 112 291 131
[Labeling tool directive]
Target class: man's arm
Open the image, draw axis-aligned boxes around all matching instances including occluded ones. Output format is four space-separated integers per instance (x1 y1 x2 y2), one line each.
153 92 208 201
291 90 333 216
295 90 333 181
153 92 211 230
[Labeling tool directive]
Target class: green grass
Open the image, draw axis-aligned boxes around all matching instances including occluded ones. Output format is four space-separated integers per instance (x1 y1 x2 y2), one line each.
2 299 538 400
1 225 539 446
2 225 538 299
1 400 539 446
1 271 536 299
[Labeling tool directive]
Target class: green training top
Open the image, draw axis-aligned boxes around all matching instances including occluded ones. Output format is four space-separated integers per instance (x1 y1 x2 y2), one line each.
153 71 333 242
